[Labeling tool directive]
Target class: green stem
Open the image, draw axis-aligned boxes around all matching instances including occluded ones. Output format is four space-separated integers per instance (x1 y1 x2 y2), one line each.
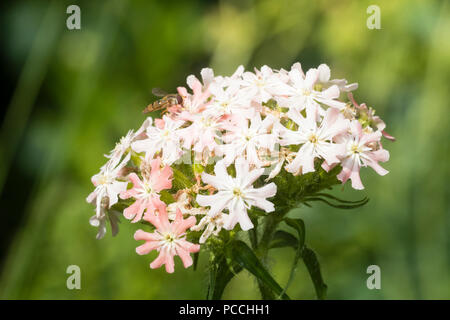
249 217 258 249
207 209 290 300
207 256 242 300
255 213 283 299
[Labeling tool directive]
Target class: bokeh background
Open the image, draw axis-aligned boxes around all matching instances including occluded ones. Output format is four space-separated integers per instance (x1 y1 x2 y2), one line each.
0 0 449 299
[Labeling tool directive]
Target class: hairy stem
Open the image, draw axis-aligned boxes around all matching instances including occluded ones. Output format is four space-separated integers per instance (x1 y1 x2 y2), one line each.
255 213 282 299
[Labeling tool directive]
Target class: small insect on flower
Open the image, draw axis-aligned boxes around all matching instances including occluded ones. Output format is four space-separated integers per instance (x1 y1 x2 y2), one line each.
142 88 183 114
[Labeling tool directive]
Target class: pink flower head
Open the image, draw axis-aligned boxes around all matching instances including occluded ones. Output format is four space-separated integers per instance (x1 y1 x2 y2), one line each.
176 75 211 118
134 206 200 273
348 93 395 142
337 120 389 190
120 158 173 223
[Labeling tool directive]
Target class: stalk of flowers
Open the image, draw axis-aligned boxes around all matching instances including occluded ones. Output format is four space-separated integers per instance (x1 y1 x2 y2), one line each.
87 62 394 298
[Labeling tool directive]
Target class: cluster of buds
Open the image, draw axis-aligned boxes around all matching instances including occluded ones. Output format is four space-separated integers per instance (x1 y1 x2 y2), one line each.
87 63 393 273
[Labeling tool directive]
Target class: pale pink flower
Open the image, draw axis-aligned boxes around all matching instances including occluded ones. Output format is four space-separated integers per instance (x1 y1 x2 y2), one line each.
220 114 277 167
278 68 346 119
179 113 223 154
240 65 286 103
186 66 243 91
134 206 200 273
337 120 389 190
349 93 395 141
131 115 184 165
264 147 289 181
176 75 211 117
167 192 207 220
198 68 215 87
120 158 173 223
86 153 130 217
279 107 349 174
196 158 277 231
190 212 229 244
184 66 244 96
276 62 301 80
207 81 254 118
317 64 358 92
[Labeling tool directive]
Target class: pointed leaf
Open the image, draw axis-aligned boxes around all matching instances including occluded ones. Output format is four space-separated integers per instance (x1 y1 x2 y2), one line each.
172 167 194 189
278 218 306 298
313 193 369 204
207 256 242 300
270 230 297 249
303 196 369 209
302 247 327 300
159 190 175 204
229 240 290 300
284 218 305 248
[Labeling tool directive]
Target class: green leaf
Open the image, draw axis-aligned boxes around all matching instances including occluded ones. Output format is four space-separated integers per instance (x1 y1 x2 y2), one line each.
270 230 297 249
130 151 143 167
207 256 242 300
270 220 328 300
284 218 305 248
192 163 204 175
159 190 175 204
193 252 199 271
278 218 306 298
248 216 259 249
229 240 290 300
302 247 327 300
303 196 369 209
172 167 194 189
312 193 369 204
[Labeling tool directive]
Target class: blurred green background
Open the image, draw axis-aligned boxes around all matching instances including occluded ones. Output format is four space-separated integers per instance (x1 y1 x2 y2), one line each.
0 0 449 299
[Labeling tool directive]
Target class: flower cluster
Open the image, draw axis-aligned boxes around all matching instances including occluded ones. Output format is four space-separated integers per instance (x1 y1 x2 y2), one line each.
87 63 393 273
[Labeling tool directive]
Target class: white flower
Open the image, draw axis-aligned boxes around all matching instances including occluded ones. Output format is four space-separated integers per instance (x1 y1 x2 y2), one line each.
86 153 130 217
220 113 277 167
131 115 184 165
277 68 346 119
264 148 290 182
240 65 286 103
179 113 223 154
207 81 254 118
336 120 389 190
89 203 121 240
167 192 207 220
196 157 277 231
190 212 229 243
106 117 152 160
279 107 349 174
212 65 245 88
187 69 213 90
317 64 358 92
